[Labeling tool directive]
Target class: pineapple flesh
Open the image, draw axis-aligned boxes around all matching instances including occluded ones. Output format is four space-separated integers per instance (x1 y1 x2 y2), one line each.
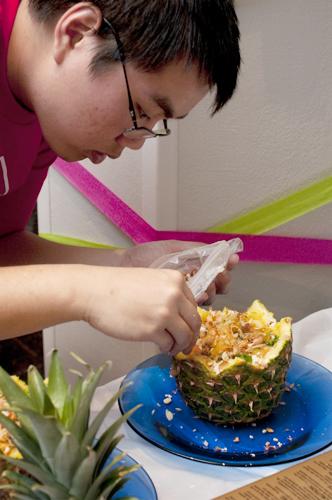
174 301 292 424
0 351 140 500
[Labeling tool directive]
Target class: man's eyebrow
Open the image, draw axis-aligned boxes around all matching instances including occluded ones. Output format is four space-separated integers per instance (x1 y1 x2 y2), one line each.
152 95 188 120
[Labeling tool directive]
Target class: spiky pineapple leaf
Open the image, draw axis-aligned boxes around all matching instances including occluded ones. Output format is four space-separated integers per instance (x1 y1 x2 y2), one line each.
1 470 48 499
0 413 46 468
99 476 128 499
69 448 97 498
0 483 32 495
47 350 69 416
0 353 140 500
70 351 92 371
7 495 39 500
13 408 63 473
69 363 109 441
71 375 83 417
82 383 129 450
3 469 35 488
92 405 141 472
85 456 139 500
0 367 35 437
0 367 32 409
55 373 84 430
32 482 69 499
0 455 65 491
94 434 123 474
113 497 138 500
53 431 82 490
60 393 76 428
27 366 55 417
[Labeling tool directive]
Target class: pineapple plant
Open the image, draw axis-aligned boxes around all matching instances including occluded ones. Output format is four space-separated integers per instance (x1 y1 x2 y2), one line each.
174 300 292 424
0 350 140 499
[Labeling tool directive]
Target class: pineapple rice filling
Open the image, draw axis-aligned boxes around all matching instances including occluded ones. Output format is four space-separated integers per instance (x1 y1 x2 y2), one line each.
188 301 291 370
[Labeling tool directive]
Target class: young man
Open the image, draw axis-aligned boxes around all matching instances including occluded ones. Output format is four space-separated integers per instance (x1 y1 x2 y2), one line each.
0 1 241 355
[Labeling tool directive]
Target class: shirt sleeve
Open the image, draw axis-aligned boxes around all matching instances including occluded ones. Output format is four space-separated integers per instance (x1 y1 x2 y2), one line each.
0 138 57 236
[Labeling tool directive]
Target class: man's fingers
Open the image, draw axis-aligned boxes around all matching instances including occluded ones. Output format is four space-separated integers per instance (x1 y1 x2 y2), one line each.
168 318 196 356
215 271 231 294
163 299 201 355
182 281 197 306
200 283 216 305
179 297 201 337
226 253 239 270
154 329 176 353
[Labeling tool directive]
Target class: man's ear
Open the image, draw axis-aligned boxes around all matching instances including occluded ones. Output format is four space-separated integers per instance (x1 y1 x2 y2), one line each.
53 2 102 63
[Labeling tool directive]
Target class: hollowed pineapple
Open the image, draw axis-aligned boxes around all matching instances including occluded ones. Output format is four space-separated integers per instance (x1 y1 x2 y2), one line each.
174 300 292 424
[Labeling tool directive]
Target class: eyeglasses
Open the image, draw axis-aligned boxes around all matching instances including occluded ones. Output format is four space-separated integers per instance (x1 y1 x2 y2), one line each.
100 18 171 140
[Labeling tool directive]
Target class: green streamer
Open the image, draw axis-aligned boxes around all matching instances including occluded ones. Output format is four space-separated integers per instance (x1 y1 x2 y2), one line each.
40 233 116 249
208 175 332 234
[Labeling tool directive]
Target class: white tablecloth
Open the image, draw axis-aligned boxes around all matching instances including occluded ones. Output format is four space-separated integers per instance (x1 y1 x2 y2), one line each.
91 308 332 500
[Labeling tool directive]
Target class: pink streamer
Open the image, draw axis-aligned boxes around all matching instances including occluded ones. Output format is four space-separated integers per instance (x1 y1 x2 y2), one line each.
54 159 332 265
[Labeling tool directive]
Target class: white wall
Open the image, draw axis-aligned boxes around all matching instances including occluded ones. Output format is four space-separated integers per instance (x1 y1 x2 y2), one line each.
38 0 332 380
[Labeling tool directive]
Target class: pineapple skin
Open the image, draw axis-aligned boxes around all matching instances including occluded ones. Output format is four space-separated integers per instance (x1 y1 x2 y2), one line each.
173 341 291 424
173 303 292 425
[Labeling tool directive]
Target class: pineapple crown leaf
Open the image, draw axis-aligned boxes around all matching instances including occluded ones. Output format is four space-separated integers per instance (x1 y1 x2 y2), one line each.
0 353 141 500
93 434 124 474
27 366 56 417
85 461 139 500
112 497 138 500
70 351 113 375
11 408 64 474
88 403 142 476
0 455 66 492
1 470 48 499
69 363 110 441
81 383 129 450
70 351 92 370
46 350 69 414
0 365 33 411
96 476 130 499
68 448 98 498
32 482 69 499
2 469 34 487
0 483 33 496
53 431 81 490
93 404 142 457
0 412 46 468
8 494 41 500
69 369 83 378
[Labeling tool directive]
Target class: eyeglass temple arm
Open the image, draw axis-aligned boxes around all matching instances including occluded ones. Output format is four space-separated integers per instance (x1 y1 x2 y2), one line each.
101 17 138 127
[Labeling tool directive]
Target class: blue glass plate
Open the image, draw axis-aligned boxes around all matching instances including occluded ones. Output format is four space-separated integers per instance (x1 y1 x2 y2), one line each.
107 448 157 499
119 353 332 466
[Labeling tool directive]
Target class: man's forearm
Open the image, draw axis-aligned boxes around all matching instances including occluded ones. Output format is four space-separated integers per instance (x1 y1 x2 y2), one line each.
0 231 125 267
0 264 84 339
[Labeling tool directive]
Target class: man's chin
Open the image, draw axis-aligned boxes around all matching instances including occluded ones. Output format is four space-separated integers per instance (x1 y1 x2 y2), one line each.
57 150 123 162
55 152 82 162
57 152 89 162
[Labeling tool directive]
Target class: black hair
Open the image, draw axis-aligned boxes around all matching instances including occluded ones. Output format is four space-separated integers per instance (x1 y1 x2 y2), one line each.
29 1 241 113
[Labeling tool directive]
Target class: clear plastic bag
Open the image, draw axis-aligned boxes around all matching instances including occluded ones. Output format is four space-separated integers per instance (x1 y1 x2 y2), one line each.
150 238 243 301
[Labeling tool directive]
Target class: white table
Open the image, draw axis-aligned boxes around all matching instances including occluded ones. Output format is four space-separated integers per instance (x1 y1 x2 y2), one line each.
91 308 332 500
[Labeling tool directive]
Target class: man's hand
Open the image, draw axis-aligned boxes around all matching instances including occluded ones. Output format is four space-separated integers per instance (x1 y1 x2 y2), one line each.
78 266 201 355
198 253 239 305
121 239 240 305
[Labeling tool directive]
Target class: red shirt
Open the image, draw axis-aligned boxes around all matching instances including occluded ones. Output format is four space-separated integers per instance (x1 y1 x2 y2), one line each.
0 0 56 235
